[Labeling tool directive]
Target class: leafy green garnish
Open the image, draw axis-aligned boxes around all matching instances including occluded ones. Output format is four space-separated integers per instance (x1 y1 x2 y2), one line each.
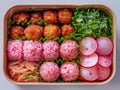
74 58 80 65
38 19 48 26
38 59 45 65
39 37 47 42
54 58 66 66
14 36 27 40
71 7 113 41
8 19 15 30
54 37 65 43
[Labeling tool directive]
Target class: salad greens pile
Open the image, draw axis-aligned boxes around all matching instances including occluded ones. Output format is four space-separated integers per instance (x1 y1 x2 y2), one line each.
71 7 113 42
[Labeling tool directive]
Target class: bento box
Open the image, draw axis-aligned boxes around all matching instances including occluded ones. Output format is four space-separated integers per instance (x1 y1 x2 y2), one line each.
4 4 116 85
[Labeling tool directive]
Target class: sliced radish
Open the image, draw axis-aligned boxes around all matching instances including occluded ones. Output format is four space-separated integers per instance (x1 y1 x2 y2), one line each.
80 53 98 67
98 55 112 67
97 65 111 81
80 66 98 81
96 36 113 55
79 37 97 55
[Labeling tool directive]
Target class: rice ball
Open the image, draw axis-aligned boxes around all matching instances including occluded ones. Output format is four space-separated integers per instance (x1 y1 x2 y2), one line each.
23 40 43 62
7 40 23 61
43 40 59 60
39 62 60 82
60 40 79 60
60 62 79 81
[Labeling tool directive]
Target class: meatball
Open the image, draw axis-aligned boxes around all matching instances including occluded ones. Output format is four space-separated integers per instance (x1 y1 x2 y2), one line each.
60 62 79 81
31 12 42 23
10 26 24 39
43 10 57 24
7 40 23 61
62 25 74 37
60 40 79 60
39 62 60 82
23 40 43 62
13 12 29 23
43 40 59 60
24 24 43 40
58 9 72 24
44 24 61 38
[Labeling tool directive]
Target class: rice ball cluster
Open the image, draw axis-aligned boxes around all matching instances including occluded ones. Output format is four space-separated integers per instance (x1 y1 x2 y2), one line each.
7 40 43 62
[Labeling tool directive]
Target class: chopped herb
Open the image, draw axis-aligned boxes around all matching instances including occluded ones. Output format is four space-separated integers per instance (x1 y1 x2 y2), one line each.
71 7 113 41
24 72 37 78
24 74 30 78
31 72 37 76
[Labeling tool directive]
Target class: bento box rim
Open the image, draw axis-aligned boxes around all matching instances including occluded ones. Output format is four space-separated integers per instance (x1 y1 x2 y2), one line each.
3 4 116 85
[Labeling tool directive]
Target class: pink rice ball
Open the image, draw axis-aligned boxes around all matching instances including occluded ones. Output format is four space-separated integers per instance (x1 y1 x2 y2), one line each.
23 40 43 62
43 40 60 60
60 62 79 81
60 40 79 60
39 62 60 81
7 40 23 61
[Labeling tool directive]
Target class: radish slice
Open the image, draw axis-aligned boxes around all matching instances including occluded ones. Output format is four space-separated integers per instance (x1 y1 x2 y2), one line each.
79 37 97 55
97 65 111 81
96 37 113 55
98 55 112 67
80 53 98 67
80 66 98 81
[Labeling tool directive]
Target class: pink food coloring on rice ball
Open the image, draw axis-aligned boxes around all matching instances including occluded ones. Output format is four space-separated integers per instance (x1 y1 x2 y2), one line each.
23 40 43 62
60 40 79 60
43 40 59 60
7 40 23 61
60 62 79 81
39 62 60 82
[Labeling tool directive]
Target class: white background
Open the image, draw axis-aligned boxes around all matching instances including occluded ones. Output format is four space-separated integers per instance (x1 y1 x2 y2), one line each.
0 0 120 90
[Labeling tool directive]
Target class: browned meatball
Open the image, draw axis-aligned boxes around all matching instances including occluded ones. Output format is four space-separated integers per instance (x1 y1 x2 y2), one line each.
44 24 61 38
43 11 57 24
24 25 43 40
62 25 74 37
58 9 72 24
10 26 24 39
31 12 42 22
13 12 29 23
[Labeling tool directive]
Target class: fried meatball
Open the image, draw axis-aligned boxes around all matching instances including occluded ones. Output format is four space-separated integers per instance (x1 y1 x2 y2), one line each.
58 9 72 24
31 12 42 22
43 10 57 24
62 25 74 37
44 24 61 38
13 12 29 23
24 25 43 40
10 26 24 39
